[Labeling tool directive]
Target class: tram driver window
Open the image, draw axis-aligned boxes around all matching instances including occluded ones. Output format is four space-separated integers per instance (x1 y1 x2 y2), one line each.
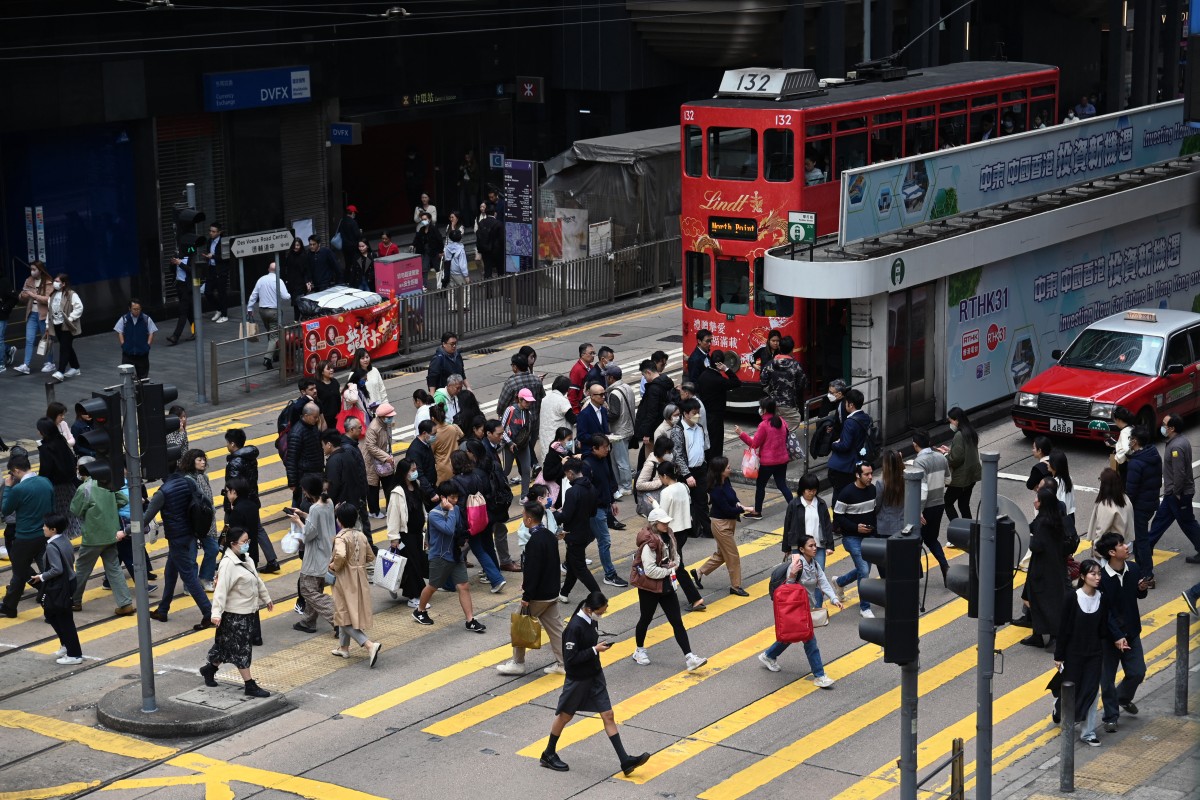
715 257 749 316
754 258 794 318
763 129 794 182
708 127 758 180
684 125 702 177
686 251 711 311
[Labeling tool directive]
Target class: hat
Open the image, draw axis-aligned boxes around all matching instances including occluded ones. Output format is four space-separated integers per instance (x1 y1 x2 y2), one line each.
647 507 672 526
346 204 358 213
517 388 536 402
604 364 623 379
376 403 396 418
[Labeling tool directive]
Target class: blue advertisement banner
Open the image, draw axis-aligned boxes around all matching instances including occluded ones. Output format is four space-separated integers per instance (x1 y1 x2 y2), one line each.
945 215 1200 411
839 100 1196 245
203 67 311 112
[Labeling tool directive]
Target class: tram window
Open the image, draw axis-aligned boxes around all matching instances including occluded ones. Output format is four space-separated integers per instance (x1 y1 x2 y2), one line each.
971 94 997 108
837 117 867 132
715 257 749 316
873 110 902 126
906 105 935 120
1003 89 1027 103
684 126 702 178
1000 103 1026 135
939 114 966 148
754 258 794 318
806 122 831 137
971 109 997 142
685 251 711 311
763 129 795 182
804 142 830 185
1030 98 1055 128
1032 84 1057 98
906 118 936 154
871 127 902 163
835 130 868 175
940 99 967 114
708 127 757 180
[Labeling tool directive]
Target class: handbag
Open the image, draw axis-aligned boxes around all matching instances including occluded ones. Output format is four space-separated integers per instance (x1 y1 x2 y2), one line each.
510 610 544 650
330 230 343 251
373 547 407 593
811 606 830 627
239 320 259 342
36 335 49 357
374 460 395 477
466 491 490 535
741 448 760 480
1066 555 1082 581
785 427 806 462
635 491 658 518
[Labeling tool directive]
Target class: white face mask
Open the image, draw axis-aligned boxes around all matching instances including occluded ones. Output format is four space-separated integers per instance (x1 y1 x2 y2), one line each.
827 393 837 402
588 612 603 623
31 268 39 277
53 281 62 290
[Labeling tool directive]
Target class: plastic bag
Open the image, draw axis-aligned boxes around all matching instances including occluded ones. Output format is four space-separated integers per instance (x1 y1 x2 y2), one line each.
741 448 760 480
281 523 304 555
510 611 543 649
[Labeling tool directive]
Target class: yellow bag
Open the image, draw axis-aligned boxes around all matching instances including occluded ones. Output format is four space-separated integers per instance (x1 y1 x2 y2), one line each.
510 610 543 649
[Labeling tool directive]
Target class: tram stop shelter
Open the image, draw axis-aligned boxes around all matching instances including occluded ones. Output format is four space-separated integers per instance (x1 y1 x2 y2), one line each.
763 100 1200 442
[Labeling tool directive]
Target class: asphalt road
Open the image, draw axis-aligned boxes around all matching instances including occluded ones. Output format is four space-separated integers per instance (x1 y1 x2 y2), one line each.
0 300 1197 800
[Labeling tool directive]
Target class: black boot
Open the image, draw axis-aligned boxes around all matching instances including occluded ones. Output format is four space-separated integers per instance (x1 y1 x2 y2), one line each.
1019 634 1045 648
199 662 218 687
940 563 949 586
244 680 271 698
540 751 569 771
1011 611 1033 628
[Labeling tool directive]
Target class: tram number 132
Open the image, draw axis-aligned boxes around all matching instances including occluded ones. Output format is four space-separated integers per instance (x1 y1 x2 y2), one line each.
735 73 772 92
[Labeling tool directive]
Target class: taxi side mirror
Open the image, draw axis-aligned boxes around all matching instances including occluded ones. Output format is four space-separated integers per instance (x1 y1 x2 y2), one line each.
1165 364 1184 376
1051 349 1063 360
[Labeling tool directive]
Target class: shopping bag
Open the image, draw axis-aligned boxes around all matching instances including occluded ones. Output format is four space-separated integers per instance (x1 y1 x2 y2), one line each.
36 336 49 357
240 320 260 342
741 448 760 480
281 523 304 555
466 491 490 535
785 427 806 462
373 547 407 592
510 610 544 649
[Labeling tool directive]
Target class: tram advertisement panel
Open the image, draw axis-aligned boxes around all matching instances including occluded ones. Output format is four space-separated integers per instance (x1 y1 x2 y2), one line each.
841 100 1196 245
945 216 1200 411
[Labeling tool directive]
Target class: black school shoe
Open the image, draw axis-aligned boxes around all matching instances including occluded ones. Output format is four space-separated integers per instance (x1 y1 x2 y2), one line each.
621 753 651 776
540 752 569 772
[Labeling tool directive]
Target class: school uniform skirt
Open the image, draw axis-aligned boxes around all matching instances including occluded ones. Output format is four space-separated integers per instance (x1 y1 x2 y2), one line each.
555 671 612 715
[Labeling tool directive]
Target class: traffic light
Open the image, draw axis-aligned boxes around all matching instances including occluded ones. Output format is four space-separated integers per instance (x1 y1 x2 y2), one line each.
138 383 180 481
174 207 207 259
77 391 123 488
946 515 1017 625
859 530 922 665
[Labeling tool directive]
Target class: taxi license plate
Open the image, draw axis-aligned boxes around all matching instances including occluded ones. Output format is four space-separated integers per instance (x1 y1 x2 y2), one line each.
1049 418 1074 434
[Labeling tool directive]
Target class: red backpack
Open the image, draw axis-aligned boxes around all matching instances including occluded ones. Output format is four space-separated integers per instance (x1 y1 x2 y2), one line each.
773 582 815 644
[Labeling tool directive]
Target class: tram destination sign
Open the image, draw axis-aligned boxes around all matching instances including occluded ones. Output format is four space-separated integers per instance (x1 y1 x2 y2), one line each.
709 216 758 241
839 99 1197 246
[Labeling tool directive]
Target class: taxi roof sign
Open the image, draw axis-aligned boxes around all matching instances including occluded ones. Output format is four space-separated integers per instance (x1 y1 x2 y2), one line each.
1124 311 1158 322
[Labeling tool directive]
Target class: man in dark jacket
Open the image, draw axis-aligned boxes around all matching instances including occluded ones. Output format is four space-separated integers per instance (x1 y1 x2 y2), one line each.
306 235 342 291
497 502 565 676
828 388 872 498
223 428 280 572
475 204 505 286
1143 414 1200 577
144 470 213 627
406 421 439 506
634 360 674 447
555 459 600 600
335 204 362 266
696 350 742 460
687 329 712 384
286 403 325 508
426 331 468 394
1123 425 1163 575
324 425 373 546
1095 532 1149 732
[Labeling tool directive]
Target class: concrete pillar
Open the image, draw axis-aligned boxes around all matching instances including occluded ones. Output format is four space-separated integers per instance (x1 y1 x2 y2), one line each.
1105 0 1127 112
817 0 846 78
782 0 807 68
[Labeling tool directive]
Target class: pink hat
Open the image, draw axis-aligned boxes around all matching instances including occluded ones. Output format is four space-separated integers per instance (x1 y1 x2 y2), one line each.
517 388 536 402
375 403 396 417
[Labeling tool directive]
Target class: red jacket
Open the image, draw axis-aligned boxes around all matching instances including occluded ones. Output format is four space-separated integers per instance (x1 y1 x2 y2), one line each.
567 359 589 413
377 241 400 257
739 414 791 466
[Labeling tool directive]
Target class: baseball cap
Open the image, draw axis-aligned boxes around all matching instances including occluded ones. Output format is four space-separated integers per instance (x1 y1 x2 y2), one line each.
604 364 623 379
647 507 672 526
346 204 358 213
517 388 535 402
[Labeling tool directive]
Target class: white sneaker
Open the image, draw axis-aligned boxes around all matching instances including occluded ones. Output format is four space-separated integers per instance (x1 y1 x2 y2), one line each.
558 594 569 603
293 600 304 614
64 368 80 378
216 316 229 324
758 652 781 672
56 655 84 665
0 366 5 374
41 362 56 373
407 598 421 608
51 371 64 382
813 675 835 689
490 579 507 594
543 663 567 675
13 364 30 375
860 608 875 619
54 646 67 657
204 581 215 593
685 653 708 672
479 575 490 584
496 660 527 676
369 511 385 519
632 648 651 666
211 312 221 322
613 489 624 500
560 564 567 574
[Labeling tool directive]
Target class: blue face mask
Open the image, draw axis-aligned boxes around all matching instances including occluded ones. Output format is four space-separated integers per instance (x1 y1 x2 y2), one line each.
409 470 419 482
428 433 437 444
382 417 394 425
239 542 250 555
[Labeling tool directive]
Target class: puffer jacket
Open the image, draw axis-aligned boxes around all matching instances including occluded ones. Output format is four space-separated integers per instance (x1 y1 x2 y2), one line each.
1124 445 1162 516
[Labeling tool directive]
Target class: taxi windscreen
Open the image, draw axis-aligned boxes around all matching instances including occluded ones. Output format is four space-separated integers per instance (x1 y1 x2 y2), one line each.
1057 329 1164 376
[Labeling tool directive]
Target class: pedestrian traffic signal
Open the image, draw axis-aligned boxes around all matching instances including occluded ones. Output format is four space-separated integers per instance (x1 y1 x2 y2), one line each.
77 391 123 488
946 516 1017 624
174 207 207 257
138 382 180 481
858 529 922 665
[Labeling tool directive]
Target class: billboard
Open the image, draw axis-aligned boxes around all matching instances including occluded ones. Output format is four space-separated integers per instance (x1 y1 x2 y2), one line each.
945 215 1200 410
301 299 399 378
840 100 1197 245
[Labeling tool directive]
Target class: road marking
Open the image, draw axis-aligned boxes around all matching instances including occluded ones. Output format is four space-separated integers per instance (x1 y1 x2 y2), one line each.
0 782 101 800
340 528 783 720
0 709 177 760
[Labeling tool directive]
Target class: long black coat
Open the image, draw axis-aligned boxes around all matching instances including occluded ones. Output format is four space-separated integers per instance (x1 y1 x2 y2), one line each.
1027 513 1068 636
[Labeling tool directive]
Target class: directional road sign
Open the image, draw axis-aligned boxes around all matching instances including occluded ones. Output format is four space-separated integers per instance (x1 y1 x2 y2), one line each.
230 229 294 258
787 211 816 244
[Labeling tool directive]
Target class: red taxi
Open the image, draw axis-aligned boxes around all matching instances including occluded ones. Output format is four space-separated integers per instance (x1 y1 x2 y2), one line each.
1012 308 1200 441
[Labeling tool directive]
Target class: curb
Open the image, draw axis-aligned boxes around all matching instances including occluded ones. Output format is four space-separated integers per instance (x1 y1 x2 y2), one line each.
97 670 290 738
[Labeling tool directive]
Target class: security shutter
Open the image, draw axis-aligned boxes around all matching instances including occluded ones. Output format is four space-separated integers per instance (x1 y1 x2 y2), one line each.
154 114 229 303
278 105 329 243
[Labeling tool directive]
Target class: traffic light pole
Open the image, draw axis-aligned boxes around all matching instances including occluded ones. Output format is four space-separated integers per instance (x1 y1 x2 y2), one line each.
900 467 923 800
976 451 1000 799
120 365 157 712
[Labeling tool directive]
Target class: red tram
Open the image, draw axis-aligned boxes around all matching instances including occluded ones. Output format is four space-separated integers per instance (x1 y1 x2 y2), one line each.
680 61 1059 405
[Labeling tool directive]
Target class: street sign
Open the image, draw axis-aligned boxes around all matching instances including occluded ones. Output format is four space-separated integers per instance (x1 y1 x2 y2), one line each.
231 229 294 258
787 211 816 244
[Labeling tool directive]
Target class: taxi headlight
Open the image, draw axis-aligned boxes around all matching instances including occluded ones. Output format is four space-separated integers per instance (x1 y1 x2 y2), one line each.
1090 402 1115 419
1016 392 1038 409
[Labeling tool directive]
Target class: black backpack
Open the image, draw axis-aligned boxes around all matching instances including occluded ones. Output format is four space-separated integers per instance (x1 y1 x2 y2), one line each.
275 399 296 458
185 476 215 540
862 420 883 466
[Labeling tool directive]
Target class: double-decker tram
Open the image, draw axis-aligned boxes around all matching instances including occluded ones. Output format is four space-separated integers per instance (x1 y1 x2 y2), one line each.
680 61 1059 405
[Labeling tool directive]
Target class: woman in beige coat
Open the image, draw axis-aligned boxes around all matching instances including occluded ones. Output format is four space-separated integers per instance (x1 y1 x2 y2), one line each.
15 260 54 374
199 527 274 697
362 403 397 519
329 502 382 667
1085 468 1132 556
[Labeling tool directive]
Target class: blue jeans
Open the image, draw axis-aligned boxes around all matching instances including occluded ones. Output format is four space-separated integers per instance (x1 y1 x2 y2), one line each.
156 537 212 618
765 637 826 678
836 535 872 611
468 535 504 587
198 535 220 582
23 315 47 367
1100 635 1146 723
1142 494 1200 577
590 509 617 577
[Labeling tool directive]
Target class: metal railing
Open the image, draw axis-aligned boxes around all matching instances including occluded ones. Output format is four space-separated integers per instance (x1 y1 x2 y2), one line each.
799 375 885 473
207 238 681 404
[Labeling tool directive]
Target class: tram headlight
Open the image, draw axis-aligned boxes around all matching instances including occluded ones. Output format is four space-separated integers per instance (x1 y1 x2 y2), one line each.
1015 392 1038 408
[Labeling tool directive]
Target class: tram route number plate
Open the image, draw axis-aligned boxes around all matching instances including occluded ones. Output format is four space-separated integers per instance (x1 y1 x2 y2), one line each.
788 211 816 244
1049 418 1074 435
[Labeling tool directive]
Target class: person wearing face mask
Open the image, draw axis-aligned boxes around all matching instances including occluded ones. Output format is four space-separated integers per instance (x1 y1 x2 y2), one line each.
1052 559 1118 744
412 211 443 288
406 420 439 506
653 404 681 444
634 436 673 516
34 273 83 383
362 403 398 519
540 427 576 507
540 376 576 455
14 260 54 375
937 406 981 524
630 507 709 671
386 458 429 606
539 590 651 776
286 476 337 634
198 526 274 697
